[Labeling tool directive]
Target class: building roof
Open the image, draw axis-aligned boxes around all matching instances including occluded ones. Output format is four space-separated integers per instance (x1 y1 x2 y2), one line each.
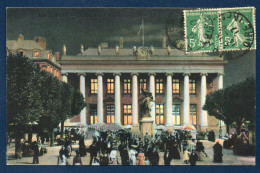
80 47 206 57
6 40 44 51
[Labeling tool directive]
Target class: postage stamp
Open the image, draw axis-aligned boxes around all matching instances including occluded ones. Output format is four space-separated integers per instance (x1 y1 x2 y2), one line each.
220 7 256 51
184 7 256 53
184 9 220 53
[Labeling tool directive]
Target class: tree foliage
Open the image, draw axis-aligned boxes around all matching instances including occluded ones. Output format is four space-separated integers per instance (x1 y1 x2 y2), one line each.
7 52 86 133
7 53 43 130
203 76 255 133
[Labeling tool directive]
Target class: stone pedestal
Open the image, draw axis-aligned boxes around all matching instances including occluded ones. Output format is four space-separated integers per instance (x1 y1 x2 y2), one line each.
166 126 174 135
140 117 154 139
131 125 140 135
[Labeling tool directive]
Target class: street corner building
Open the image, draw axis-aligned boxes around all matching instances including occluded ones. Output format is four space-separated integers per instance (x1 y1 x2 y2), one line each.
58 36 227 135
6 34 62 81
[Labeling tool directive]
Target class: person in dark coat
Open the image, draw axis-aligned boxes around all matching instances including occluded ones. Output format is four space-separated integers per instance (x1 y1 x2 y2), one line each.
89 143 98 165
32 141 39 164
150 148 159 165
79 138 87 157
196 140 207 161
213 141 223 163
164 150 172 165
100 153 109 166
119 145 129 165
189 151 198 166
73 151 83 165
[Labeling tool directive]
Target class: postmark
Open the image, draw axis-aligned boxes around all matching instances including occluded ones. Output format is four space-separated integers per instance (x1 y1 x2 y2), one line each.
184 9 220 53
184 7 256 53
165 10 186 51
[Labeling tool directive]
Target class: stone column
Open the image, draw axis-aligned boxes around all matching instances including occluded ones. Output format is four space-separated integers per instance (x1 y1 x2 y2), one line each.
114 73 121 125
97 73 104 123
200 73 208 128
131 73 139 126
62 73 70 132
218 73 224 89
79 73 87 126
149 73 156 126
62 73 68 83
218 73 225 127
183 73 190 126
166 73 173 126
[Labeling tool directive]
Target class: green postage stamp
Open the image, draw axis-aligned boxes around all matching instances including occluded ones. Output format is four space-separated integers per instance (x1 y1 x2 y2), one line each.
184 7 256 53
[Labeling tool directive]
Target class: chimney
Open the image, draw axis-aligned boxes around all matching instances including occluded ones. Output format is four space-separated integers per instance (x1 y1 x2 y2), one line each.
34 36 46 50
55 52 60 60
119 37 123 48
162 37 167 48
18 34 24 42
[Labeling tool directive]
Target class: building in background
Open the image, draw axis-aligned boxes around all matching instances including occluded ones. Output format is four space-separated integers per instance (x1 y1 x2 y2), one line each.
59 37 227 134
6 34 62 80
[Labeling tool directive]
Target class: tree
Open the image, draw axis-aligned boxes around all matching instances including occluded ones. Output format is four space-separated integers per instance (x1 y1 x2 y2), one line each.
203 76 255 134
71 87 86 116
7 52 43 158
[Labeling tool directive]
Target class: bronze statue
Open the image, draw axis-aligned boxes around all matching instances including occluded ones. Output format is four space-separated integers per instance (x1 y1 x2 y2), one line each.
141 88 154 118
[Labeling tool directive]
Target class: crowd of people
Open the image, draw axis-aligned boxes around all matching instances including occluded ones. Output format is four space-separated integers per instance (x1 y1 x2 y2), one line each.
56 129 223 166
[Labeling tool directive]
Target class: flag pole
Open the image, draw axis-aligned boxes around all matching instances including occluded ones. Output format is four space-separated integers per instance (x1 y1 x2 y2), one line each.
142 19 144 46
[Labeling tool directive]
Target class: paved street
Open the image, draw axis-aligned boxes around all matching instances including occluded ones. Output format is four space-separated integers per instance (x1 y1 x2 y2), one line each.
6 139 255 166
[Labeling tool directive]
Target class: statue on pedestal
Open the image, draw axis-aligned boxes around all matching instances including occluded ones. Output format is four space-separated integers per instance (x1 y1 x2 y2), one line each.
141 88 153 118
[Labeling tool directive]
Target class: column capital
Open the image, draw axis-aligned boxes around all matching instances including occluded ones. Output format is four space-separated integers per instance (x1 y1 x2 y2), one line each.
165 73 173 76
148 73 156 76
131 73 139 76
62 73 68 76
183 73 191 77
95 73 104 76
77 73 86 76
113 73 121 76
217 73 225 76
200 73 208 77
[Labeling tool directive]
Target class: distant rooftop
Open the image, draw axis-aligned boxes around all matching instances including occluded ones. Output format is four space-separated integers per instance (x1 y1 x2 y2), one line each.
6 40 44 51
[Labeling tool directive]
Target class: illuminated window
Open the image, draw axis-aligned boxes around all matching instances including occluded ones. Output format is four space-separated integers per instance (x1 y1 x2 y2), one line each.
173 79 180 94
190 105 197 125
107 79 114 94
50 66 53 73
123 105 132 125
47 66 50 72
91 79 97 94
33 50 40 57
172 104 181 125
106 105 115 124
155 104 164 125
90 105 97 125
189 79 196 94
156 79 163 93
123 79 131 94
139 78 147 93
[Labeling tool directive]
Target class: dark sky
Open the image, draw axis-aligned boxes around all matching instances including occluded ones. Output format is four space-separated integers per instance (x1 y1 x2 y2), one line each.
7 8 184 55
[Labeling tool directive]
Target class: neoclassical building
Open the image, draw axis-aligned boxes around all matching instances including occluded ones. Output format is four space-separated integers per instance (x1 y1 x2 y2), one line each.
59 38 227 134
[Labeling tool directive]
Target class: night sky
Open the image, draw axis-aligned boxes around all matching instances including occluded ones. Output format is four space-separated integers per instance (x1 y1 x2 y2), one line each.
7 8 184 55
6 8 255 87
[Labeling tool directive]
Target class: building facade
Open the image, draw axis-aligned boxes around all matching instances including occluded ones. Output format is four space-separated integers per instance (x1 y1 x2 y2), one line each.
59 38 227 134
7 34 62 80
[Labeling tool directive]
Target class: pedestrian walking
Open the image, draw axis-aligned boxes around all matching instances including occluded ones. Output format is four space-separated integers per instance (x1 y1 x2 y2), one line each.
213 141 223 163
73 151 83 165
57 150 68 165
32 141 39 164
